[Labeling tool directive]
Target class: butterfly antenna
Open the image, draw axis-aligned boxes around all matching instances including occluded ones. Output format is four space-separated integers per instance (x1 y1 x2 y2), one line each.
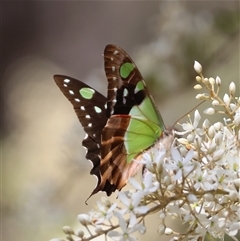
173 100 206 127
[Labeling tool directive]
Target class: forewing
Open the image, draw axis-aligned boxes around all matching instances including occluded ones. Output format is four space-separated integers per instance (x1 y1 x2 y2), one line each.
104 44 165 130
97 45 166 189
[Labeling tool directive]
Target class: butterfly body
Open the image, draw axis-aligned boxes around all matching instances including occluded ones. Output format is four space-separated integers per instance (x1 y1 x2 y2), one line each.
54 44 171 201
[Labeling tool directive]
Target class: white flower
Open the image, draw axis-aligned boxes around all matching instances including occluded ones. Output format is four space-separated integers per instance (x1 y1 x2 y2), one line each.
165 148 194 181
129 172 159 195
95 201 117 224
192 167 214 191
228 221 240 236
118 192 148 216
176 110 203 138
54 57 240 241
108 215 144 241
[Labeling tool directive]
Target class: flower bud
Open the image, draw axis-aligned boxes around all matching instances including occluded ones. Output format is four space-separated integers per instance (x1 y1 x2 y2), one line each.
209 77 215 85
194 84 202 90
234 114 240 127
139 226 146 234
207 142 217 154
215 132 223 146
204 108 215 115
204 193 214 201
196 76 202 82
76 229 84 238
167 184 175 191
208 125 215 139
230 204 238 211
194 61 202 74
63 226 74 235
216 76 221 85
213 122 222 130
158 224 166 235
229 82 236 95
163 175 171 185
203 119 210 129
228 190 238 201
212 100 219 106
196 94 208 100
159 211 166 219
223 94 230 106
203 78 209 84
187 194 198 202
212 149 225 161
165 228 173 235
187 133 194 141
177 138 189 145
95 227 103 234
78 214 91 226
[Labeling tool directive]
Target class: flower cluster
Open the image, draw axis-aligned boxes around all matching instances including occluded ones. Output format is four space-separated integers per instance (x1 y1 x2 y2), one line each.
51 62 239 241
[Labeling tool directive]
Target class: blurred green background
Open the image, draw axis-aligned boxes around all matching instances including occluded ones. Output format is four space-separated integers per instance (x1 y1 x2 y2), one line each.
2 1 239 241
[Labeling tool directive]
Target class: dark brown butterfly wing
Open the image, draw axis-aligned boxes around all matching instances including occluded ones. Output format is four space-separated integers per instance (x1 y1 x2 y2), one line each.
96 44 164 192
54 75 117 199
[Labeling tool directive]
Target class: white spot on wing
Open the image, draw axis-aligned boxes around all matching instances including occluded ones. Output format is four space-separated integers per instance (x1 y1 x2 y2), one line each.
123 88 128 97
113 77 117 81
110 57 114 61
63 84 68 87
81 106 85 110
88 123 92 127
94 106 102 113
64 79 70 83
85 115 90 119
69 90 74 95
113 50 118 55
75 98 80 102
112 66 116 72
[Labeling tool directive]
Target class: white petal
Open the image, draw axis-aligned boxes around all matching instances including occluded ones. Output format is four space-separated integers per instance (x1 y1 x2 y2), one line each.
193 110 201 128
118 192 130 206
134 206 149 214
171 148 182 162
129 178 142 190
185 149 194 161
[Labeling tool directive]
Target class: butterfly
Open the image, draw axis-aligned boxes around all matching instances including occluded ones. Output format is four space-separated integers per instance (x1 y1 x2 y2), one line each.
54 44 173 202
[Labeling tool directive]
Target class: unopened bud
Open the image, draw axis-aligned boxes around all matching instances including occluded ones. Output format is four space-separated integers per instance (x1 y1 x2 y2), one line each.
204 108 215 115
229 82 236 95
216 76 221 85
194 61 202 74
